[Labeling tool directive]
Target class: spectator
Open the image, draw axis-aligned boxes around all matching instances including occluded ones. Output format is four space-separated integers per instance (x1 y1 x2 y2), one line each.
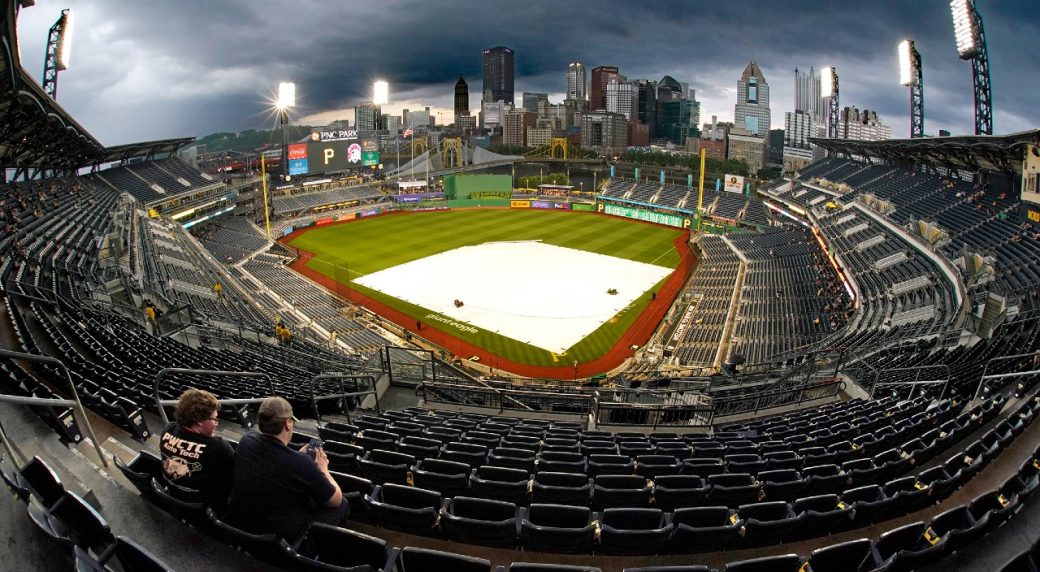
224 397 344 542
159 389 235 510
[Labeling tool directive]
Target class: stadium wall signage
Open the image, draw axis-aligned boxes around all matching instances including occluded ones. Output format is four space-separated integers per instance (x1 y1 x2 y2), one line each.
311 129 359 142
425 313 478 333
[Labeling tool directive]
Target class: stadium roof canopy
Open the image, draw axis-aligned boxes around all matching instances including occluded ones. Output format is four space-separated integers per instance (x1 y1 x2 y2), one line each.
811 130 1040 175
1 0 195 180
1 0 105 177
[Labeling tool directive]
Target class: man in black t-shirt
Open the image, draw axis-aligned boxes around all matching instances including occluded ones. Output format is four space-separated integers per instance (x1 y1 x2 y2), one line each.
159 389 235 510
224 396 345 542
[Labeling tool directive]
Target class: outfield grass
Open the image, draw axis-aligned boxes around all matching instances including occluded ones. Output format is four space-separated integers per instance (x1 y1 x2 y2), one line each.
289 209 684 367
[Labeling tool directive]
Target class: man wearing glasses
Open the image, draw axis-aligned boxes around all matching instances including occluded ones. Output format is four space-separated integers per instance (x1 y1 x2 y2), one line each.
159 388 236 510
224 396 345 542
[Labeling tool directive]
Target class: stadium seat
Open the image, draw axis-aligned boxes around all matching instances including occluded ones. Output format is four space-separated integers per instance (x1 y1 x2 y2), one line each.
501 434 541 452
27 492 114 557
791 494 853 541
588 454 637 477
537 451 587 473
597 507 673 555
397 547 491 572
364 483 442 535
355 429 399 452
592 474 652 509
469 465 530 505
358 449 414 485
736 501 805 547
875 520 949 572
803 464 851 496
113 451 162 499
520 503 598 554
411 458 470 498
636 455 682 478
882 476 931 516
329 471 374 523
324 440 365 474
929 503 988 553
397 436 441 461
707 473 761 506
722 554 803 572
669 506 743 553
620 567 710 572
149 478 207 526
681 458 726 478
758 469 806 502
807 538 882 572
441 442 488 467
1 455 65 507
440 495 520 548
488 447 537 472
651 474 709 511
840 485 896 529
205 508 296 566
969 490 1019 534
74 536 174 572
530 471 592 506
293 524 397 572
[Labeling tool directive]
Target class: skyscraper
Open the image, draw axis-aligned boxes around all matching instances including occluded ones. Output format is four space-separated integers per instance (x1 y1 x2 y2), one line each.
566 62 587 101
606 80 638 121
795 67 824 123
734 59 771 137
482 46 515 105
636 79 657 132
590 66 620 111
454 76 469 119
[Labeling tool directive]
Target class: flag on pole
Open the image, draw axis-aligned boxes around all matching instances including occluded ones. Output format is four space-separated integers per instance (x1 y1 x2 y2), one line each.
403 127 413 138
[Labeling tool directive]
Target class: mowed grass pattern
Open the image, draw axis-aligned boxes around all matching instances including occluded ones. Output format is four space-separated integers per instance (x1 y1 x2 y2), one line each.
289 209 684 367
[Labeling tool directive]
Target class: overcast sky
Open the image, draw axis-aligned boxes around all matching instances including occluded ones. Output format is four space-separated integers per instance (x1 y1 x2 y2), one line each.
13 0 1038 146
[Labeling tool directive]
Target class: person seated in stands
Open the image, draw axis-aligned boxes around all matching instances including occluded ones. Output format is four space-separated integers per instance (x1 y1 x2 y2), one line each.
224 397 345 542
159 389 235 510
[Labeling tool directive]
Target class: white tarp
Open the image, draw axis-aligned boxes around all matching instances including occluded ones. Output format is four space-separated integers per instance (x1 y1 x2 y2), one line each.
355 241 672 353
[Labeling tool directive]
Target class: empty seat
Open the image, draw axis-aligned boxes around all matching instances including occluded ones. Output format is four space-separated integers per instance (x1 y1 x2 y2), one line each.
791 494 852 541
592 474 652 509
411 458 470 498
803 464 850 496
969 490 1018 534
470 465 530 505
737 501 804 547
882 476 931 516
707 473 761 506
520 503 598 554
588 454 636 477
364 483 442 535
205 508 296 567
398 547 490 572
929 503 987 553
807 538 882 572
293 522 396 571
324 440 365 474
758 469 806 502
531 471 592 506
636 455 682 479
488 447 537 472
441 442 488 467
652 475 708 511
841 485 894 528
722 554 803 572
330 472 374 523
875 520 949 571
358 449 415 485
27 492 114 557
441 495 520 548
74 536 174 572
398 436 441 461
681 458 725 478
537 451 587 474
669 506 743 553
2 456 65 507
598 507 673 555
355 429 399 451
114 451 162 499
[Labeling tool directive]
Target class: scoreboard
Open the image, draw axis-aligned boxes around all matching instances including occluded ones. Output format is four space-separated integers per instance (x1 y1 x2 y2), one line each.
287 140 365 176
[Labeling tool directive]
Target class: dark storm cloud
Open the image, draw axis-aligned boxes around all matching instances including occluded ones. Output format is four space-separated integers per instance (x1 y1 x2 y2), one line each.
13 0 1037 144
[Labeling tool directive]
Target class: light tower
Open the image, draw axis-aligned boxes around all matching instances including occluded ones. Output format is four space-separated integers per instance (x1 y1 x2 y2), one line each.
820 66 839 138
898 40 924 138
41 8 73 100
950 0 992 135
276 82 295 182
373 80 389 106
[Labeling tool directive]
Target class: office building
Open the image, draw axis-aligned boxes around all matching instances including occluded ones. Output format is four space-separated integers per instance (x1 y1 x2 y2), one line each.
606 80 639 121
840 107 891 141
566 62 587 101
523 92 549 112
574 111 628 154
454 76 470 118
482 46 515 105
355 103 382 132
590 65 620 111
734 59 771 137
504 110 537 147
728 126 767 173
795 66 825 123
636 79 657 132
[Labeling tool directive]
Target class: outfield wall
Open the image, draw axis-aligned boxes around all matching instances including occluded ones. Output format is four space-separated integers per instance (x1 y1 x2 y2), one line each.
444 174 512 199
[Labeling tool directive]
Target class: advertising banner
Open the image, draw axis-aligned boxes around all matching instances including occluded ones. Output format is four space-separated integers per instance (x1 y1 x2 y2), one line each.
362 151 380 167
288 144 309 175
310 129 359 142
530 201 571 210
603 203 685 228
335 213 355 222
723 174 745 194
315 217 334 226
510 200 531 208
361 138 379 152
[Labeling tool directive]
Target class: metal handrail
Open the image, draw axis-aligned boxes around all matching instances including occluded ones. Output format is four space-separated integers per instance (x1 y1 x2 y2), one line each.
869 364 951 401
973 350 1040 403
0 349 109 468
306 373 380 424
153 368 276 425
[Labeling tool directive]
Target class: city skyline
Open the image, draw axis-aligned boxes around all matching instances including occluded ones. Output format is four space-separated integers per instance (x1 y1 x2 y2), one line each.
11 0 1037 145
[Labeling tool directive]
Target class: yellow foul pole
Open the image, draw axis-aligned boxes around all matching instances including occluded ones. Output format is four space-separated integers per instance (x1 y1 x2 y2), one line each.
261 155 272 240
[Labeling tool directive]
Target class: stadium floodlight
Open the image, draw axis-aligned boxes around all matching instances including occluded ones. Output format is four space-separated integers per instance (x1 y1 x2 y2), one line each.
820 67 835 98
899 40 925 138
276 82 296 110
949 0 992 135
898 40 914 86
373 80 389 105
56 9 72 70
950 0 978 59
41 8 73 99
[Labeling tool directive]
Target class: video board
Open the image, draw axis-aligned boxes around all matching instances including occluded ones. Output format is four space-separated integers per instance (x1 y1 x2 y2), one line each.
286 140 365 176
